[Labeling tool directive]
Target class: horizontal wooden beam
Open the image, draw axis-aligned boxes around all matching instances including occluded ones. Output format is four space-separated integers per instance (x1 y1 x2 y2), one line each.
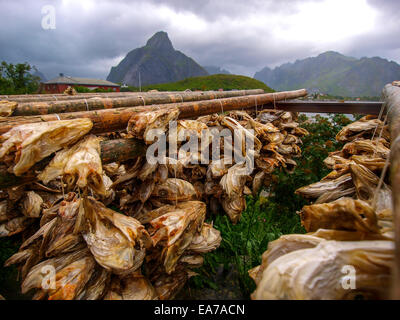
260 100 383 115
0 90 308 135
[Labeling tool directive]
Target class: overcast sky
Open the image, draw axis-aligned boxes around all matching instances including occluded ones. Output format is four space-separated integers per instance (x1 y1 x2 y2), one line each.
0 0 399 80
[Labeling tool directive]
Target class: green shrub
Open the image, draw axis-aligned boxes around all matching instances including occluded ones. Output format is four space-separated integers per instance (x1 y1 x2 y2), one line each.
0 61 40 95
0 236 22 299
74 86 91 93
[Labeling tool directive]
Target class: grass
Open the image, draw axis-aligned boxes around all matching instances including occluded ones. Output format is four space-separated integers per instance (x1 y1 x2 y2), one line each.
121 74 274 92
0 236 22 299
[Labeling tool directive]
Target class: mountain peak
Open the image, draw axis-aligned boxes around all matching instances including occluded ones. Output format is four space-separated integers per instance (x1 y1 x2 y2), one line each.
318 51 343 57
107 31 207 86
317 51 356 61
146 31 174 51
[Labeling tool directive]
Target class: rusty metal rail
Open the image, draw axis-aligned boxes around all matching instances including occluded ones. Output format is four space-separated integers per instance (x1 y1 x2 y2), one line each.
261 100 383 115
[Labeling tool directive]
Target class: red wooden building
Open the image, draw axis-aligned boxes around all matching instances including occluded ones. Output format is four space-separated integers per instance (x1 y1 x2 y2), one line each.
42 74 120 93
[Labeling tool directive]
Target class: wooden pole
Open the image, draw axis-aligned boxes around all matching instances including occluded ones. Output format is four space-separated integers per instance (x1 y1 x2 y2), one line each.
0 89 308 135
11 90 265 116
384 83 400 299
1 89 264 104
0 91 170 99
0 92 143 103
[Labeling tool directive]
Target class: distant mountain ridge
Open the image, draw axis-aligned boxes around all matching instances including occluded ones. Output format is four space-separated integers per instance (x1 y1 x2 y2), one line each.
31 67 47 82
254 51 400 97
203 66 231 75
107 31 208 86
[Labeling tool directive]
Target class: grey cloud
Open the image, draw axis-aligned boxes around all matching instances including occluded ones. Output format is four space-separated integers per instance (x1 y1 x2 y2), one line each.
0 0 398 81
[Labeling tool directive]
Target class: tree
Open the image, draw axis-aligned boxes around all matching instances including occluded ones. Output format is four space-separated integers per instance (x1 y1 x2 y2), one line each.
0 61 40 94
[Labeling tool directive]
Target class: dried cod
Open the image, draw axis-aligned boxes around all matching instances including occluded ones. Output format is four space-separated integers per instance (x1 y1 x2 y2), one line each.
152 267 189 300
127 108 180 143
299 198 380 233
336 116 389 142
104 272 157 300
47 254 96 300
21 191 43 218
149 201 206 274
38 135 107 195
0 119 93 176
295 173 353 199
0 200 8 223
220 162 251 198
152 178 198 203
188 223 222 253
0 216 33 238
221 195 246 224
252 240 393 300
20 248 91 295
82 197 151 275
349 163 392 213
78 267 111 300
342 139 390 159
0 100 17 117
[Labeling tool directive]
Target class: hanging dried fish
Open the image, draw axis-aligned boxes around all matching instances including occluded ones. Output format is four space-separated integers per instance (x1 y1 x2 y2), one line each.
295 173 353 199
336 116 388 142
21 191 43 218
104 272 157 300
78 267 111 300
152 267 189 300
349 163 392 213
152 178 198 203
0 200 8 223
299 198 380 233
0 216 33 237
0 100 17 117
174 120 208 141
38 135 106 195
221 116 262 156
350 155 386 171
342 139 390 159
257 110 285 123
44 196 85 258
127 108 180 143
21 248 90 295
250 234 324 285
221 195 246 224
220 163 250 198
149 201 206 274
47 254 96 300
82 197 151 275
188 223 221 253
252 240 394 300
0 119 93 176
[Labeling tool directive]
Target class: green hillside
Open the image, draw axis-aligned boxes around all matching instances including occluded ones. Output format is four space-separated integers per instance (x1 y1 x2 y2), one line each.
123 74 274 92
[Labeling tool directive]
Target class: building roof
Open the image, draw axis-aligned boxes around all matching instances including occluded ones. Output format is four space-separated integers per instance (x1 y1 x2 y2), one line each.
44 75 120 87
